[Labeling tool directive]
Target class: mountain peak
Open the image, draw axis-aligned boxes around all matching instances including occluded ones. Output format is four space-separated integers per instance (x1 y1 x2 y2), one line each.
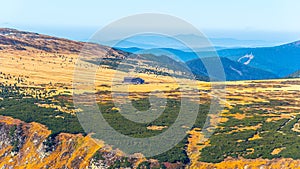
291 40 300 46
287 70 300 78
0 28 38 36
279 40 300 48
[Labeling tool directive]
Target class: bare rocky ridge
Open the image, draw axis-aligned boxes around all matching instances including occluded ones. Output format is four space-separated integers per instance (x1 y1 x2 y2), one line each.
2 115 300 169
0 28 129 60
0 116 143 169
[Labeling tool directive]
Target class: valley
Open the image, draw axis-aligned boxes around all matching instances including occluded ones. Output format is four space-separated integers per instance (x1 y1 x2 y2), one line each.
0 28 299 169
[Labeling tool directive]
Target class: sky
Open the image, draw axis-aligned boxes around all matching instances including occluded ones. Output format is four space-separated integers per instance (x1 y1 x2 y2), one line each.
1 0 300 43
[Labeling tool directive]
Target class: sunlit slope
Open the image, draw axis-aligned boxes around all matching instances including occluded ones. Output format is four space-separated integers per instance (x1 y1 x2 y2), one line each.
1 28 300 168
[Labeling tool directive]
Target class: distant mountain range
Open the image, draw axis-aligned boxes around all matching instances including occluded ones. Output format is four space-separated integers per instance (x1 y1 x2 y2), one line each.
119 40 300 79
117 47 283 81
105 34 300 80
0 28 298 81
175 34 276 48
102 34 278 50
116 47 201 62
287 70 300 78
186 57 278 81
217 41 300 77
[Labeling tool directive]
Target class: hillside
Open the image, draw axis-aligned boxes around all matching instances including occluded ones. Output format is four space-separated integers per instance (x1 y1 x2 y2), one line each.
0 28 205 168
0 28 192 86
217 41 300 77
0 28 300 169
0 116 143 169
186 57 278 81
1 28 91 53
0 28 195 168
287 70 300 78
119 40 300 79
118 47 278 81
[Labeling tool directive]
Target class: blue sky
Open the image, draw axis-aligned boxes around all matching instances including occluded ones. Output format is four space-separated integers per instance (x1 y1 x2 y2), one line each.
1 0 300 42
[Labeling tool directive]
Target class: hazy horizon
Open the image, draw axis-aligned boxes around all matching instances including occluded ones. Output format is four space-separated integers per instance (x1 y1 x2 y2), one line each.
1 0 300 46
1 25 299 48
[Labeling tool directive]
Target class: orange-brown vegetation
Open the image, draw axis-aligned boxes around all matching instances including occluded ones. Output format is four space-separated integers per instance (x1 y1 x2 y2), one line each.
0 116 103 169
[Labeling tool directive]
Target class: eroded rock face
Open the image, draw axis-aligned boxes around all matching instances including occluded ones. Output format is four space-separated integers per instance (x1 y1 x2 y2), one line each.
0 116 140 169
0 121 25 152
3 115 300 169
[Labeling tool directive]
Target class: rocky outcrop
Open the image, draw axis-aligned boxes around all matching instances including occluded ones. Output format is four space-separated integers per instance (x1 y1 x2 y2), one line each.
0 116 140 169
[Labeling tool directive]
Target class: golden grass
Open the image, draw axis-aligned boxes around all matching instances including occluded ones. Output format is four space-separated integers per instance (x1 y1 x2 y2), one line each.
233 113 246 120
0 116 104 169
186 128 210 169
249 133 262 141
292 121 300 133
226 124 262 134
1 46 300 168
271 147 286 155
146 125 168 131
